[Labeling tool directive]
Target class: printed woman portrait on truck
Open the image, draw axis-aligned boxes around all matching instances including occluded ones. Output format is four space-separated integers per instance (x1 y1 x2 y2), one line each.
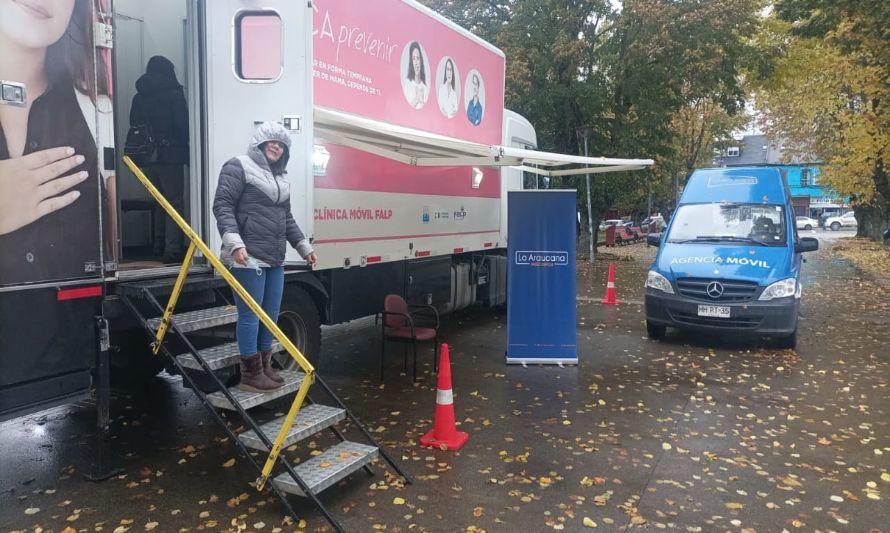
466 72 484 126
402 41 428 110
0 0 114 285
437 57 459 118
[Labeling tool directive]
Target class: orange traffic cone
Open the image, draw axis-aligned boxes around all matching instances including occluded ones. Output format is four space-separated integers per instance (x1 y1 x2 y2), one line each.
601 262 620 305
419 344 469 451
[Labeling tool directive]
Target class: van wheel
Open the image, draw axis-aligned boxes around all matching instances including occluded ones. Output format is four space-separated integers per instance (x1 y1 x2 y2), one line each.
830 222 840 231
646 321 666 340
774 329 797 350
274 287 322 371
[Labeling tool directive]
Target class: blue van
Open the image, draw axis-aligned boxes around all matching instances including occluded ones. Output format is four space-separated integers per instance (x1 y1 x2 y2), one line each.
644 167 819 348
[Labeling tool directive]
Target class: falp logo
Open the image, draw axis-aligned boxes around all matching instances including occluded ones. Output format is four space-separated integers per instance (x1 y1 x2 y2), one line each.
515 250 569 267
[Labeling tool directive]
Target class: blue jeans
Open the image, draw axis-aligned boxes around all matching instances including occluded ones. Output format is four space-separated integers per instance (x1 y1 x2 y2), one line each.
229 265 285 357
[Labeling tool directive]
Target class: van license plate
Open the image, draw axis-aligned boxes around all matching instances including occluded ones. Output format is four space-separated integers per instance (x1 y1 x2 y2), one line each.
698 305 730 318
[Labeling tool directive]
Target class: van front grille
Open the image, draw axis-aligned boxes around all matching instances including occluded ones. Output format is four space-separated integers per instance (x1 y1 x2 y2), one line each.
675 278 759 302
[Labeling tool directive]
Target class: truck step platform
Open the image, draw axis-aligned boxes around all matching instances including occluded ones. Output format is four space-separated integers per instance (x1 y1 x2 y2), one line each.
176 341 283 370
147 305 239 334
207 370 306 410
116 272 223 298
239 404 346 451
273 441 378 497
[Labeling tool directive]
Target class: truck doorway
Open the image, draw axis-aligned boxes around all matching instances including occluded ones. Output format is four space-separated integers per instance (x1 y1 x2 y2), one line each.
113 1 195 270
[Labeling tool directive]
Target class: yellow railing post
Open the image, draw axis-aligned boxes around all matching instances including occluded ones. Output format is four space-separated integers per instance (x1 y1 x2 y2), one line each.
123 156 313 490
152 241 198 354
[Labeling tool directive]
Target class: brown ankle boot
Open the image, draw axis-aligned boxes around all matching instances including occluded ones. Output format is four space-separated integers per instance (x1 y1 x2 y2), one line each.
238 353 282 392
260 349 285 384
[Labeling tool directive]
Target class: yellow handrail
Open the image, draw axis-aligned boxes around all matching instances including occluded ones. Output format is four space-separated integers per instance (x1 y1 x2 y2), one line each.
123 156 313 489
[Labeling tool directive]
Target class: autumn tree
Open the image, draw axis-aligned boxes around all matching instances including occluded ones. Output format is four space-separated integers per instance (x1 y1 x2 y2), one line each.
421 0 762 248
757 1 890 239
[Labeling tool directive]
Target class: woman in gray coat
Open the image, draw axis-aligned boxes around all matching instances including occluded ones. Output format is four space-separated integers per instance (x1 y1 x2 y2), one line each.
213 122 317 392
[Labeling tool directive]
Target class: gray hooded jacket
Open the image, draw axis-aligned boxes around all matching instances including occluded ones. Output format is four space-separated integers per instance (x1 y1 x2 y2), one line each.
213 122 313 267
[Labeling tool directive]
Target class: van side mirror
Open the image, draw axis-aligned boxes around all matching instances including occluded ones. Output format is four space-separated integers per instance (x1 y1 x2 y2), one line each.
795 237 818 253
647 233 662 247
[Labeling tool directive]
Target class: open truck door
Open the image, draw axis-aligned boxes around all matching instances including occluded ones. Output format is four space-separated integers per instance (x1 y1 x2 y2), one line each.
196 0 314 262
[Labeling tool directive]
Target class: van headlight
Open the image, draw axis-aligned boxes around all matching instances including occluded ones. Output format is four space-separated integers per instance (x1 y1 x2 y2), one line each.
759 278 798 301
646 270 674 294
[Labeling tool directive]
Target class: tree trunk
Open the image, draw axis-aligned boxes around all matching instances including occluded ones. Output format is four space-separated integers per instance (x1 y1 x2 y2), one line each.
853 203 889 240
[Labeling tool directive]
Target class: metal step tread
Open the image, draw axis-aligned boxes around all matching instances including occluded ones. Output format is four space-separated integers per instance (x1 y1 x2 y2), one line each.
239 404 346 451
147 305 238 334
273 441 378 497
206 370 305 410
176 341 283 371
116 272 223 297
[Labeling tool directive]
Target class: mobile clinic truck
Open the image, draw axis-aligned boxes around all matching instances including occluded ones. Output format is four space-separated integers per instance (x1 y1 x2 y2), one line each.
1 0 650 525
644 167 819 348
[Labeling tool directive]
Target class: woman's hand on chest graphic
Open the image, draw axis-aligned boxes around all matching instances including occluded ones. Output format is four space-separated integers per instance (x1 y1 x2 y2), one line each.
0 146 88 235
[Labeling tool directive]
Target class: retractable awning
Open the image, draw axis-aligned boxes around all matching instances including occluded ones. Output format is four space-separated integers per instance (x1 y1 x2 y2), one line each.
314 107 653 176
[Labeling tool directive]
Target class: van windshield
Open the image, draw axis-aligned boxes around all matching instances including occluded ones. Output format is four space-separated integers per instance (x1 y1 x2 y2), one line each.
667 203 787 246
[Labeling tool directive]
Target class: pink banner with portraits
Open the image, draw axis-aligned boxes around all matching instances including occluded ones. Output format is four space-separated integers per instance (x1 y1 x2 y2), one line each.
312 0 506 145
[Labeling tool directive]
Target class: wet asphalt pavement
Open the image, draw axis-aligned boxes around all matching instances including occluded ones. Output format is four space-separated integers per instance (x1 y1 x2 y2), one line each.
1 232 888 532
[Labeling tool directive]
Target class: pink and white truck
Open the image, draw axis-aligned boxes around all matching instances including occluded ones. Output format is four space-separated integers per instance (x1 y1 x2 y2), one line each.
1 0 650 526
0 0 650 419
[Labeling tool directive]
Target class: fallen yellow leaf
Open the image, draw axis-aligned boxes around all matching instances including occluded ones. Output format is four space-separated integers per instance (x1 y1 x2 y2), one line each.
725 502 744 510
882 472 890 482
222 458 236 468
583 517 597 528
393 497 406 505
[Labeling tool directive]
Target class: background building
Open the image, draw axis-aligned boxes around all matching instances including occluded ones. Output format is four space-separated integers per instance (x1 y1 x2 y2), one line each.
714 134 846 218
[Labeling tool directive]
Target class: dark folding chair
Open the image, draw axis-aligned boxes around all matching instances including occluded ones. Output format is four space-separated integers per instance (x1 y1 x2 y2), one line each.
377 294 439 381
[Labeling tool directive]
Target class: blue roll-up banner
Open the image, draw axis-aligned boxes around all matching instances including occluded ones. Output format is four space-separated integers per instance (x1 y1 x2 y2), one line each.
506 190 577 364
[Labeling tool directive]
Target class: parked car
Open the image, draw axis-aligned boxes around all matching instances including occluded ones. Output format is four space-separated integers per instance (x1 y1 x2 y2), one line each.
819 210 844 228
599 219 623 230
642 215 666 231
795 216 819 231
824 211 858 231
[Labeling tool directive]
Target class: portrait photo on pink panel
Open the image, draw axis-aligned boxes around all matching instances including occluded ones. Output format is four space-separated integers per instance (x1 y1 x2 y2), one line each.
464 69 485 126
0 0 116 285
436 56 461 118
400 40 431 110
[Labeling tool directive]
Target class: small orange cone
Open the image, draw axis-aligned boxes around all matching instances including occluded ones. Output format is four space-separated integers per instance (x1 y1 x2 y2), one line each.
419 344 469 451
601 262 620 305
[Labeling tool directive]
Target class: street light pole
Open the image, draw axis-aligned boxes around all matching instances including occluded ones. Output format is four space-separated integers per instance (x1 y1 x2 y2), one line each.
581 130 594 264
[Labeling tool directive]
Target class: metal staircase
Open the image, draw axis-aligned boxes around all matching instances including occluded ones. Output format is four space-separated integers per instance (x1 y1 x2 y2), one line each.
117 157 410 532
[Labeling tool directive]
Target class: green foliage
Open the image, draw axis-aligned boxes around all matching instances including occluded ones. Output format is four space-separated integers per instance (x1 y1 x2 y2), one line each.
419 0 763 238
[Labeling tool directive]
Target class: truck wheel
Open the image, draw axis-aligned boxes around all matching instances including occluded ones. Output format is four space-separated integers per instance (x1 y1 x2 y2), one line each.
646 321 666 340
830 222 840 231
275 287 322 371
111 329 165 382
